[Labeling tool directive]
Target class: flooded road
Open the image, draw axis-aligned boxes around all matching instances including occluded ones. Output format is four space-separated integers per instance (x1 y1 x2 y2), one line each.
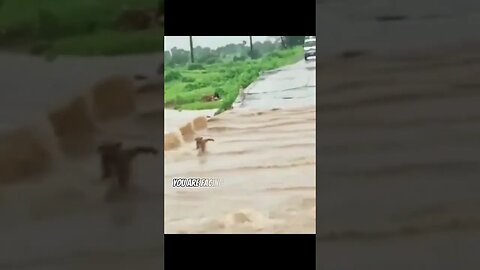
164 59 316 233
235 59 316 109
317 0 480 268
316 0 480 57
0 54 163 269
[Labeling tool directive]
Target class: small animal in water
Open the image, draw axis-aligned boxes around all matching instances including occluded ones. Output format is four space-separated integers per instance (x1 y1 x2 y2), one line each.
97 142 158 190
195 137 214 155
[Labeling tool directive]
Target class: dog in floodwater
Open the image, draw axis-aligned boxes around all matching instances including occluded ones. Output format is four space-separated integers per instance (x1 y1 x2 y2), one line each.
97 142 158 190
195 137 214 155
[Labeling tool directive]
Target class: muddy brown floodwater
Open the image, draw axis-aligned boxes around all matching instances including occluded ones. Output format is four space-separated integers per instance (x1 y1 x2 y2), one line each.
317 0 480 267
0 54 163 269
164 59 316 233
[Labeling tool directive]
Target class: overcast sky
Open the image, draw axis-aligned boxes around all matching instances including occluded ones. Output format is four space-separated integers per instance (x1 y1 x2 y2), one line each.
165 36 273 51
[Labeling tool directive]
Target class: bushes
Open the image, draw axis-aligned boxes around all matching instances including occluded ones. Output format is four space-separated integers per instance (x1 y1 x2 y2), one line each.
187 63 205 70
165 70 183 82
198 56 218 65
238 71 257 87
174 94 197 105
224 68 241 79
268 51 282 58
248 49 262 60
217 86 240 114
183 80 210 91
204 58 217 65
214 87 226 97
181 76 195 83
233 55 247 62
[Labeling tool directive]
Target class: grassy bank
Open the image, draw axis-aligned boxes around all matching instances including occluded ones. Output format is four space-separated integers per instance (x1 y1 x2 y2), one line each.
0 0 162 56
164 46 302 113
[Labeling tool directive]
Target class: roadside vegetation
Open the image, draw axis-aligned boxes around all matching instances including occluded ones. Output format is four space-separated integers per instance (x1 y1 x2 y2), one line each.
0 0 163 56
164 36 305 114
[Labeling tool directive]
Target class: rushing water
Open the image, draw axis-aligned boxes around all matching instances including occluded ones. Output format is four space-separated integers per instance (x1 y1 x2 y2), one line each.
0 54 163 269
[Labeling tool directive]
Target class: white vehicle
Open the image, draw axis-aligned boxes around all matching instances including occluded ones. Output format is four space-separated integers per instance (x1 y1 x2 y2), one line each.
303 38 316 61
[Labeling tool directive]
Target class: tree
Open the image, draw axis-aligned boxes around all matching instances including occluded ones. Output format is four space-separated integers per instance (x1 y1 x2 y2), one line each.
164 50 172 63
282 36 304 47
170 47 190 65
254 40 275 55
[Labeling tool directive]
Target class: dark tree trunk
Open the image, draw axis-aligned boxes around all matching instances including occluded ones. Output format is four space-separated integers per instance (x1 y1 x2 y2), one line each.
280 36 287 49
249 36 253 52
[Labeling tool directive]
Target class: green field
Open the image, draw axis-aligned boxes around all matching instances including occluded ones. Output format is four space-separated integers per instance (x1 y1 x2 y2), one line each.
0 0 162 56
164 46 303 114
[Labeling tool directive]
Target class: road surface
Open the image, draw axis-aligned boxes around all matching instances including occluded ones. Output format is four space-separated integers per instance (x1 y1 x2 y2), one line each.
235 58 316 109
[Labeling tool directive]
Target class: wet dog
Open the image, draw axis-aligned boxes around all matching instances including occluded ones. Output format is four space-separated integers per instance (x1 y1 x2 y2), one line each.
195 137 214 155
97 142 158 190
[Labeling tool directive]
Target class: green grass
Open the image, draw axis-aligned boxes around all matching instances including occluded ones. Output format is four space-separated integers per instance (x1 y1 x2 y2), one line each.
0 0 162 56
164 46 303 114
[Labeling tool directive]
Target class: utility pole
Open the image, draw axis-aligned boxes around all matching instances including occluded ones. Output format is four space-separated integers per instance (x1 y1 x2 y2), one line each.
280 36 286 49
189 36 194 63
249 36 253 53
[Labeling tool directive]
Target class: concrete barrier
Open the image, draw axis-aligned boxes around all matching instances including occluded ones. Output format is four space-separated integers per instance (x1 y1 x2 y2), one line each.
90 75 136 121
192 116 208 130
179 122 195 142
0 127 53 184
48 96 96 157
164 115 212 151
164 132 182 151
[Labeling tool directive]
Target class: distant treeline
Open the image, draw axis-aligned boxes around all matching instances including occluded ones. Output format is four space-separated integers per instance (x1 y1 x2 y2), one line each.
164 36 306 66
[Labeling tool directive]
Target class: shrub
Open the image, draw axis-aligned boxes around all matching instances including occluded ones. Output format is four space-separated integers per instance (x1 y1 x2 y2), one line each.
181 76 195 83
184 81 210 91
205 58 217 64
187 63 205 70
174 94 196 105
184 83 198 91
233 55 246 62
164 70 183 82
214 87 226 97
248 49 262 59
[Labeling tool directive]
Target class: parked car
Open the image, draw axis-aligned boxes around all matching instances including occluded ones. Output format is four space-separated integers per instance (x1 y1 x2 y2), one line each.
303 38 316 61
